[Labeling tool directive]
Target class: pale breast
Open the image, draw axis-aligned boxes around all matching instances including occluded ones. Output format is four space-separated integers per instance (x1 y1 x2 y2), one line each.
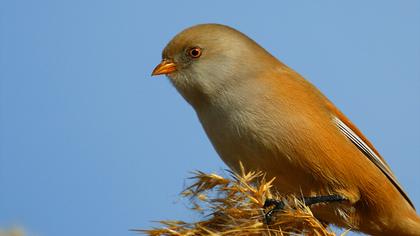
195 92 322 194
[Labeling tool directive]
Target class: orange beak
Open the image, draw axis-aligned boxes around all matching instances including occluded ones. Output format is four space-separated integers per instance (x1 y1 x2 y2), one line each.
151 59 177 76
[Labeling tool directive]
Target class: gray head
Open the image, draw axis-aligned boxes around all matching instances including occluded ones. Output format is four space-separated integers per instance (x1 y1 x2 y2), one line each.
152 24 280 107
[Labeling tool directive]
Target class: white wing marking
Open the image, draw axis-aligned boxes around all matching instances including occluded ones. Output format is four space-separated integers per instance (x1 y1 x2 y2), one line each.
333 116 414 209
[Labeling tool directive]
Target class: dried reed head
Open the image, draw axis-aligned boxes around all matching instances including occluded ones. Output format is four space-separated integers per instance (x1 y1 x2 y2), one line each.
139 167 339 236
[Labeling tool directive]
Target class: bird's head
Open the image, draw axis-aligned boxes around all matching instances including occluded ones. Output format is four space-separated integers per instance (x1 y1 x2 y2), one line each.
152 24 279 107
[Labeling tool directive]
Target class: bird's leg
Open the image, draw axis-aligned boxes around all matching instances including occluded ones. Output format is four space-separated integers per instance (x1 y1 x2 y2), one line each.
302 194 347 206
263 194 347 224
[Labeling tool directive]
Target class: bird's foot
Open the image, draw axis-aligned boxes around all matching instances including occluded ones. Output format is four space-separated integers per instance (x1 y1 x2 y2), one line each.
263 198 286 224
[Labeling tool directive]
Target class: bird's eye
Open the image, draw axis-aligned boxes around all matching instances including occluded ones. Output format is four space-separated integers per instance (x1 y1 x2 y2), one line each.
188 47 202 58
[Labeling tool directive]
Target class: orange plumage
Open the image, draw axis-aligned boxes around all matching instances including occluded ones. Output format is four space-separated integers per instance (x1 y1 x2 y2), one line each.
153 24 420 235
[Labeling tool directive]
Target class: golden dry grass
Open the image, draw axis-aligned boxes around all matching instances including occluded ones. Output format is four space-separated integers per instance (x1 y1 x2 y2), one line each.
0 227 25 236
138 165 347 236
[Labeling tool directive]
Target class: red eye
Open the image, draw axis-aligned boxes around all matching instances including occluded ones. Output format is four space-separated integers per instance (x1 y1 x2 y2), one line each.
188 47 202 58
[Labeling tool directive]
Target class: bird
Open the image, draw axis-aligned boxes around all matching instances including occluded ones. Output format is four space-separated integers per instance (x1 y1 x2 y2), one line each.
151 23 420 235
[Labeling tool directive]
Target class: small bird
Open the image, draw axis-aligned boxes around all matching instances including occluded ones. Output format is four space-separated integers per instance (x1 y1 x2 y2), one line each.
152 24 420 235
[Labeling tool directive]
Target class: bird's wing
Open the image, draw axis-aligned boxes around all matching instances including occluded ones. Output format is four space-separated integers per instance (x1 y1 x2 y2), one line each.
325 101 415 209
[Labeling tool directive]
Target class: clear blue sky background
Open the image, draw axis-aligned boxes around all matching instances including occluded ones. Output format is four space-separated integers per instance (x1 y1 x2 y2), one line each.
1 1 419 236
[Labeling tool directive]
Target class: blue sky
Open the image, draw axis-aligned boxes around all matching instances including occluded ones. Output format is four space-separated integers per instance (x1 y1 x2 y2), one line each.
0 1 419 236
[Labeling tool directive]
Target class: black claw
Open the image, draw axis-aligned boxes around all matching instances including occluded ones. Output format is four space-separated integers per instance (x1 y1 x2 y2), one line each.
264 210 274 224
